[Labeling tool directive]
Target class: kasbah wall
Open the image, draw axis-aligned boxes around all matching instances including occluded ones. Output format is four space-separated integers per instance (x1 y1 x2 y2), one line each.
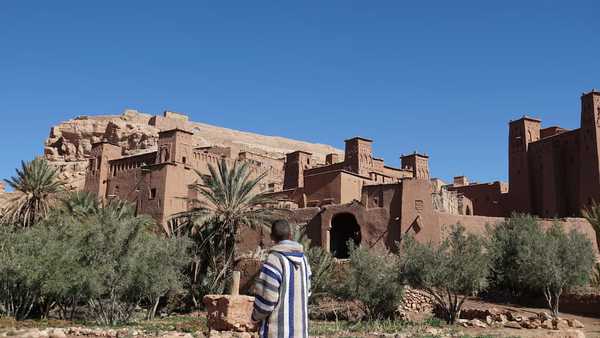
82 92 600 259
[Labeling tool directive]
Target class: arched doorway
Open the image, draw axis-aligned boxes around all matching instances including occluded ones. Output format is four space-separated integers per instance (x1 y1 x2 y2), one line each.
330 213 361 258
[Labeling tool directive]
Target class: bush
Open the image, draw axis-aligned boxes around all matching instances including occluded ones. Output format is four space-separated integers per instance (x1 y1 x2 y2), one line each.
400 224 490 324
291 223 335 301
338 242 403 319
305 246 335 299
486 213 540 294
516 222 595 317
0 225 43 320
0 200 192 324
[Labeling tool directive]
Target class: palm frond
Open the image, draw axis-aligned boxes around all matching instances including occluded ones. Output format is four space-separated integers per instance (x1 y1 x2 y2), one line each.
1 158 65 227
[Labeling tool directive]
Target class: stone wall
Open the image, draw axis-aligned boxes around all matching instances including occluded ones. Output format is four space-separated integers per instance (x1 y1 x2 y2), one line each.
436 212 599 254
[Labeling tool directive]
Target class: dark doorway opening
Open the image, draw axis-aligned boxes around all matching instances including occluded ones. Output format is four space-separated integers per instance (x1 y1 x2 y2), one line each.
330 213 361 258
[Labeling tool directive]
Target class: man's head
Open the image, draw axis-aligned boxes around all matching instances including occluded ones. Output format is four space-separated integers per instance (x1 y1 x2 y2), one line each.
270 219 291 243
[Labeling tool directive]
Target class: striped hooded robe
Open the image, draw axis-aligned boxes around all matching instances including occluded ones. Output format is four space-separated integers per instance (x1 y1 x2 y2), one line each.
251 240 312 338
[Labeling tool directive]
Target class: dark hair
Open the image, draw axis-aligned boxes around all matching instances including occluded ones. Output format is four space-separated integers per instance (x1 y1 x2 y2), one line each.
271 219 290 242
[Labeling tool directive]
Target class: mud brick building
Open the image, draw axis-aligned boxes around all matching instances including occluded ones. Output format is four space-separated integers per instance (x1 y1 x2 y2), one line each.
83 102 599 258
448 90 600 219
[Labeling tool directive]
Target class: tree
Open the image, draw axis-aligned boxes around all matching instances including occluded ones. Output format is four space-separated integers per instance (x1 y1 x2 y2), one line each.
400 224 490 324
516 222 595 317
339 243 403 319
171 159 284 302
0 225 42 320
59 191 100 219
581 201 600 253
1 158 65 227
79 201 191 324
485 213 540 294
0 199 191 323
581 202 600 290
292 224 334 300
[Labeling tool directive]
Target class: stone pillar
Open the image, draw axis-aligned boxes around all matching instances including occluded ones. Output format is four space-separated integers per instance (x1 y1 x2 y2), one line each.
202 272 258 332
203 295 257 332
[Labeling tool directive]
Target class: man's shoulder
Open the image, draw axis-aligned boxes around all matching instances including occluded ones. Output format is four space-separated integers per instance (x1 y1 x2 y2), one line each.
264 251 284 264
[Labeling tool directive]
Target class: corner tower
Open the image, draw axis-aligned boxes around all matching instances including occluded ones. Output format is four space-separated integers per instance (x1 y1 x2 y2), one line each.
579 91 600 208
83 141 121 200
283 151 312 190
401 152 430 180
156 128 194 165
508 116 540 213
344 137 373 177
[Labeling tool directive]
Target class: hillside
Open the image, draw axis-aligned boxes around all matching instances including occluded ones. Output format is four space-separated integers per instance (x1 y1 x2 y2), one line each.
43 109 344 190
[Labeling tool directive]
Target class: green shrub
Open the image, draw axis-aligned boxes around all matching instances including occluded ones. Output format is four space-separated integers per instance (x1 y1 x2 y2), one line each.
0 200 192 324
488 214 596 317
485 213 540 294
0 225 43 319
516 222 595 317
400 224 490 324
591 263 600 289
338 242 403 319
291 223 335 301
306 246 335 299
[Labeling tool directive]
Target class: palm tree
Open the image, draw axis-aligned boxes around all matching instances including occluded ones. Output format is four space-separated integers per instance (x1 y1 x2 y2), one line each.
2 158 65 227
60 191 100 219
60 191 145 224
581 201 600 253
172 158 286 299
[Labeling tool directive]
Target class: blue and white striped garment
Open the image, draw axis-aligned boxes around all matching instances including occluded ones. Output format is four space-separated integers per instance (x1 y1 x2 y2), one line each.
251 240 312 338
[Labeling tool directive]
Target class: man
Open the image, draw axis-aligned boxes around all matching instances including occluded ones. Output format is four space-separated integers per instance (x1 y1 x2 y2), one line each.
251 219 312 338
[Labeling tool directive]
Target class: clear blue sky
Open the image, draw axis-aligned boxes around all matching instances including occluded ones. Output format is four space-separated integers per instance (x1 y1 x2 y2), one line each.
1 1 600 185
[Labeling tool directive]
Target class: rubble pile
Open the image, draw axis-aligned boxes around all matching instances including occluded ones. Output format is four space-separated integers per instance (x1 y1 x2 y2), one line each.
457 307 585 331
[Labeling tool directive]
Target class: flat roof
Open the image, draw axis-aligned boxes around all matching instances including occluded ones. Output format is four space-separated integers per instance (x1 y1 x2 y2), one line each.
344 136 373 143
400 152 429 158
509 115 541 123
158 128 194 135
582 90 600 97
287 150 312 155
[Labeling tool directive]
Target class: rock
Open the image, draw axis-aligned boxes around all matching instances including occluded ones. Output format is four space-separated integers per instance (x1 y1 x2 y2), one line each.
504 321 522 329
469 319 487 328
554 318 570 330
539 311 553 321
232 333 252 338
568 319 585 328
495 313 508 323
542 319 555 329
203 294 258 332
522 319 540 329
160 332 193 338
424 328 439 335
5 329 23 337
485 315 493 325
20 329 44 338
48 329 66 338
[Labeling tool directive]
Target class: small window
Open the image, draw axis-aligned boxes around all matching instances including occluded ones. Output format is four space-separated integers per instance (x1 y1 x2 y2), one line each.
182 156 187 164
149 188 157 200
